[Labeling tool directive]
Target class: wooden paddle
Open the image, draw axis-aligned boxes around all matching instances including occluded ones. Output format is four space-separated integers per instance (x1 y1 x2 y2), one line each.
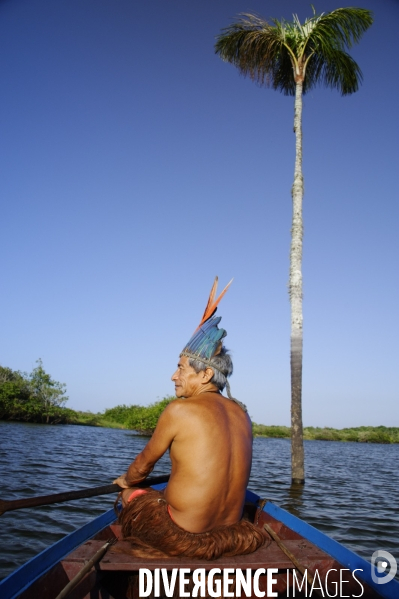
0 474 170 516
263 522 325 598
54 538 117 599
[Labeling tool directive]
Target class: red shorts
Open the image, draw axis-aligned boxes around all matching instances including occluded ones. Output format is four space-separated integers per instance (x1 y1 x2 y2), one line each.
127 488 149 502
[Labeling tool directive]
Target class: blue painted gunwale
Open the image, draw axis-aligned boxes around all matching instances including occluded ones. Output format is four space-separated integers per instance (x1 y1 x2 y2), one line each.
0 482 166 599
247 490 398 599
0 507 115 599
0 486 397 599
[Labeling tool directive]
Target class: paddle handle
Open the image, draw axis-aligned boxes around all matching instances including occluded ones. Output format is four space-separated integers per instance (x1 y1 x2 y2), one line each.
263 522 325 598
0 474 169 515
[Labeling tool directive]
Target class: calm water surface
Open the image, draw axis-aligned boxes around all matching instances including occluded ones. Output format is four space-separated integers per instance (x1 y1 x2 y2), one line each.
0 421 398 579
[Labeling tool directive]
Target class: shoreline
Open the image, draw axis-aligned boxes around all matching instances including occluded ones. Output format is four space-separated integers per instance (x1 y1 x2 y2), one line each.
1 418 398 443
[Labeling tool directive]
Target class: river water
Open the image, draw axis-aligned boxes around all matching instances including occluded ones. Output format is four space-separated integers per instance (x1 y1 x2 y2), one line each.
0 421 398 580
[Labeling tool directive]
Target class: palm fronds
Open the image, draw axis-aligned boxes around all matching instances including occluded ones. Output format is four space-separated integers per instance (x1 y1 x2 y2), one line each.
215 14 291 89
215 7 373 96
308 7 373 49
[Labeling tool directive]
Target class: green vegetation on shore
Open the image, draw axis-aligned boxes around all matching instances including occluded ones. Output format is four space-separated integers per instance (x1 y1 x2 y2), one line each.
67 397 175 434
0 362 175 431
67 410 399 443
252 424 399 444
1 362 397 443
70 406 399 443
0 361 69 424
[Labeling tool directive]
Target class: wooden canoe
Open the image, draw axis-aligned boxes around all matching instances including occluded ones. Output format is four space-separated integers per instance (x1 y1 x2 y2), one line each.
0 484 397 599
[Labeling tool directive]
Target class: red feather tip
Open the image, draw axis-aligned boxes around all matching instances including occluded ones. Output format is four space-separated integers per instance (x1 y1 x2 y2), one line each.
194 277 233 332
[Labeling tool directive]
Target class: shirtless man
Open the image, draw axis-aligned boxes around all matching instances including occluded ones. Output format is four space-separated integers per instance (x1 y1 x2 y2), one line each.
113 278 267 558
114 353 253 532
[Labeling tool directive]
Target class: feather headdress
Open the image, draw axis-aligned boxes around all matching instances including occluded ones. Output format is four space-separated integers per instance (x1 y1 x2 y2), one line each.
181 277 232 361
180 277 247 412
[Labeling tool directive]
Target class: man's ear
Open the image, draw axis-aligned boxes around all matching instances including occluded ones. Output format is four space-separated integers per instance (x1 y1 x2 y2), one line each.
202 367 214 383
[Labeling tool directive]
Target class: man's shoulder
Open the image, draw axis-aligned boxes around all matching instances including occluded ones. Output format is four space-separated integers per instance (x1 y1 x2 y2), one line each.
162 398 192 417
186 392 249 421
164 394 214 416
167 393 247 419
153 399 192 436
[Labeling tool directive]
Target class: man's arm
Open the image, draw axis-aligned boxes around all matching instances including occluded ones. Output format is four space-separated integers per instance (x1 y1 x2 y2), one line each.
113 401 180 488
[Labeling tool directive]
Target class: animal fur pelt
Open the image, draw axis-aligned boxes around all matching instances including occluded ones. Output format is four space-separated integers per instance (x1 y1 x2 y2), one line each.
115 489 269 560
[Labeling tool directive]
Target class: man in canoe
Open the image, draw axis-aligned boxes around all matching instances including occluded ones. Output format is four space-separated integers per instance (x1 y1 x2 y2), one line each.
113 278 268 559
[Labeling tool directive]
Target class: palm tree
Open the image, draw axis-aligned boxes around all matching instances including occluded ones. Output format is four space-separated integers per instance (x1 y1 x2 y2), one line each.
215 7 373 484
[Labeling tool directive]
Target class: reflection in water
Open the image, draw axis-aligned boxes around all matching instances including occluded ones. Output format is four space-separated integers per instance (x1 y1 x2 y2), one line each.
282 482 305 518
0 422 398 580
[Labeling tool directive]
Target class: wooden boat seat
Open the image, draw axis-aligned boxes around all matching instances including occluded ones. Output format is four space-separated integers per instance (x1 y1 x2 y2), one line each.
17 509 379 599
54 510 341 599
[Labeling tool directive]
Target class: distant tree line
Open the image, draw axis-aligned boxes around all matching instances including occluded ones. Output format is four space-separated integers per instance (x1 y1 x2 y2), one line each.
0 362 176 432
0 360 69 424
1 362 397 443
99 397 175 434
74 404 398 443
252 424 399 444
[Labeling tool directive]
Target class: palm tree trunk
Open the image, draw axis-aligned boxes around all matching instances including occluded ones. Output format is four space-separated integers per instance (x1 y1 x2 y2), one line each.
290 80 305 484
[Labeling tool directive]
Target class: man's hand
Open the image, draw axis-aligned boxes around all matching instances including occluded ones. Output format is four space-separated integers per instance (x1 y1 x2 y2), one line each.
113 471 148 488
113 474 131 488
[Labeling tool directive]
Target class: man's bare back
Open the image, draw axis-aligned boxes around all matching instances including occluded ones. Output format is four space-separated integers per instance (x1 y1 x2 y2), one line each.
115 357 253 533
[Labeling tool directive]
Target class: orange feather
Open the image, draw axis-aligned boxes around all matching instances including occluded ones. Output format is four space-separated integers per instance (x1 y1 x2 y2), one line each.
194 277 233 332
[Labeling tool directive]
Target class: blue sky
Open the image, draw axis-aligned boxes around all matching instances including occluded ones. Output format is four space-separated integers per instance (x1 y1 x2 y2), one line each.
1 0 397 428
